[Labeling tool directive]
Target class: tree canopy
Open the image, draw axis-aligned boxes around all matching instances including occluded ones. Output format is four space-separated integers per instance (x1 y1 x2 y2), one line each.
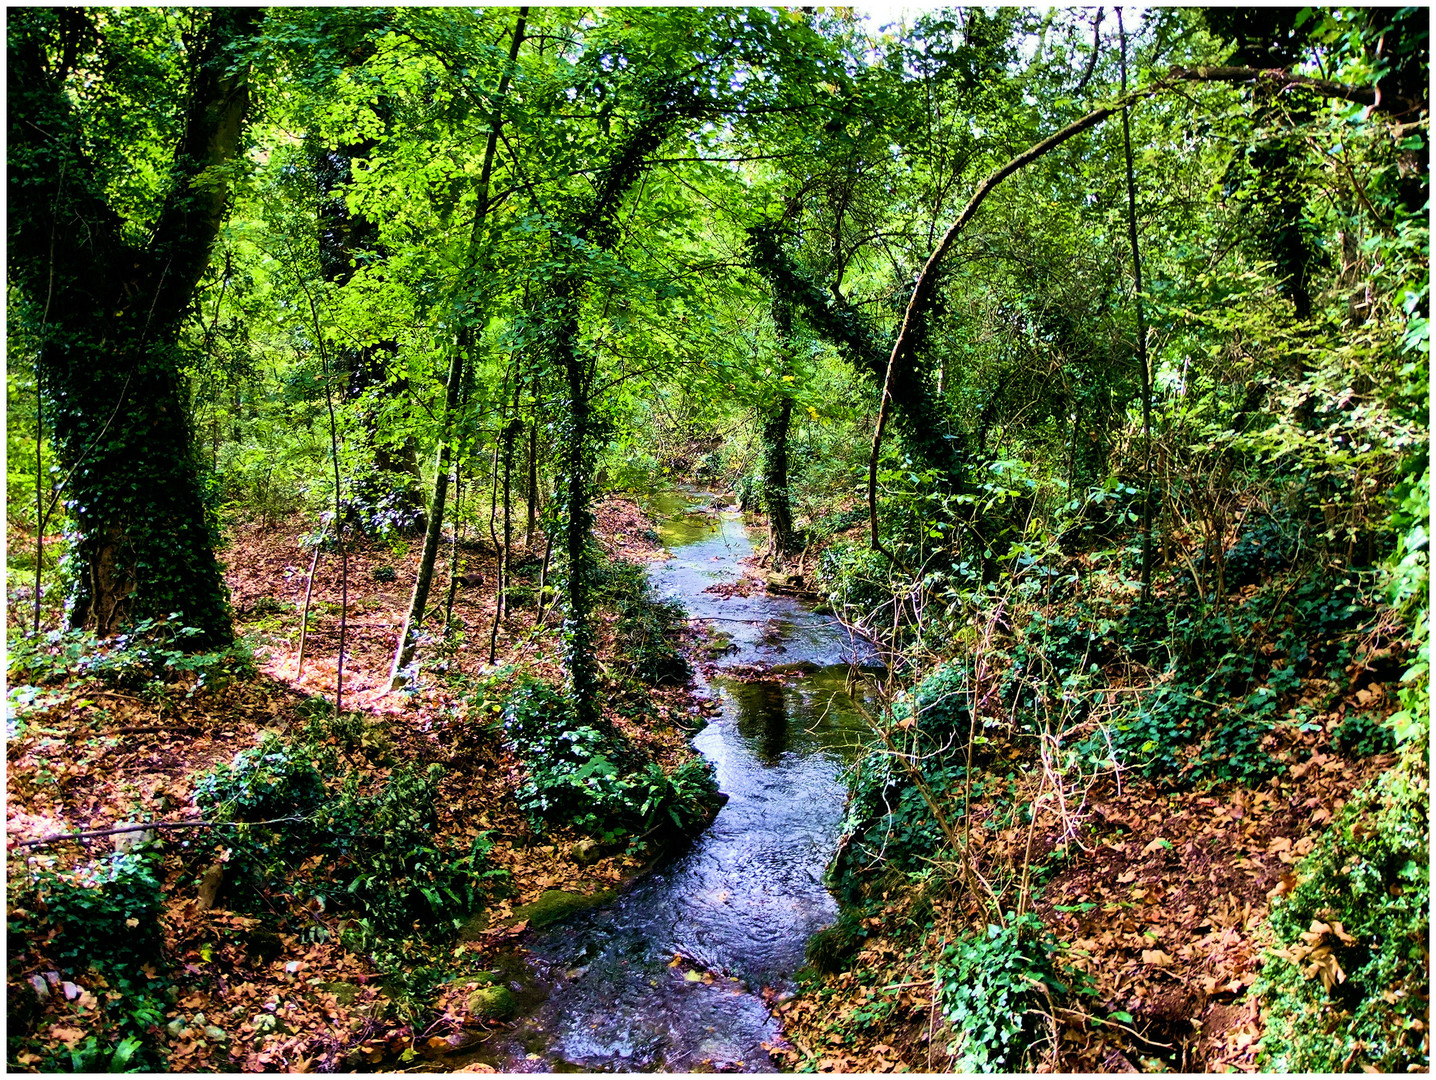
7 5 1427 1074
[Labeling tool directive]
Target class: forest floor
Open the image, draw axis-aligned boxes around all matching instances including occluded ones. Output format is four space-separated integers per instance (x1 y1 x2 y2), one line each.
6 498 723 1073
770 736 1396 1073
6 502 1414 1073
762 528 1410 1073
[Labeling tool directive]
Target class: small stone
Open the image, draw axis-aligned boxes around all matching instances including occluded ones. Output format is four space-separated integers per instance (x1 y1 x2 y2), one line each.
62 981 80 1001
203 1025 228 1044
569 838 603 866
28 975 49 1002
196 863 224 911
113 822 155 853
192 1012 206 1026
166 1019 185 1039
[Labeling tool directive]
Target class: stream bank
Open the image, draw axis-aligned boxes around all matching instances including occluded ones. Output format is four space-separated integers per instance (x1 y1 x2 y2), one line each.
469 490 876 1072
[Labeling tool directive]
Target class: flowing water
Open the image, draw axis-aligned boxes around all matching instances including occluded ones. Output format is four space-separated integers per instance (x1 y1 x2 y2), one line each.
483 491 876 1072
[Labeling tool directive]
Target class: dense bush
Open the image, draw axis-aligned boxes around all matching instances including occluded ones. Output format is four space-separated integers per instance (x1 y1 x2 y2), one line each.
830 662 975 902
1257 748 1429 1072
816 541 893 622
8 617 254 697
593 557 691 686
501 677 721 844
8 849 170 1071
193 730 507 938
936 914 1081 1072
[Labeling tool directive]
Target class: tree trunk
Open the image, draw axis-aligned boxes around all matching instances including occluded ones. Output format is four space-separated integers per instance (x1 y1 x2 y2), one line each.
1118 8 1154 603
526 397 540 549
389 10 527 687
8 8 262 644
314 137 428 536
760 297 798 565
745 225 967 488
539 94 700 724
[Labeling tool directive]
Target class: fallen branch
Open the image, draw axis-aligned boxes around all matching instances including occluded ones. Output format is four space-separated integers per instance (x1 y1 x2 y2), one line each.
11 815 307 850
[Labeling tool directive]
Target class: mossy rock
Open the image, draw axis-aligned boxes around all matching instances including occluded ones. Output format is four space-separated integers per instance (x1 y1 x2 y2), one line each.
457 910 491 942
512 888 614 930
321 981 360 1006
466 985 515 1019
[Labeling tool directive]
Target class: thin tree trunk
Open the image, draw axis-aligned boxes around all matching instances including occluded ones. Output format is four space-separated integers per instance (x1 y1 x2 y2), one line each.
546 94 700 725
1119 8 1154 603
296 529 325 678
503 381 519 600
487 425 503 664
525 389 539 549
34 372 45 634
389 10 527 688
320 328 348 715
443 460 462 632
762 296 798 565
534 531 554 626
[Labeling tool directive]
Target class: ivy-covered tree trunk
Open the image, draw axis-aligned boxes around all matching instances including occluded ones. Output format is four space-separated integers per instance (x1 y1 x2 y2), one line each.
746 224 969 489
8 8 262 644
314 138 428 535
760 297 798 564
552 299 601 725
547 92 699 726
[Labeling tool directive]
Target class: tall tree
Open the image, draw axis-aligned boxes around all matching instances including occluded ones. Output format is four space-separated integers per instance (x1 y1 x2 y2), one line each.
313 134 428 537
8 8 262 643
389 8 529 687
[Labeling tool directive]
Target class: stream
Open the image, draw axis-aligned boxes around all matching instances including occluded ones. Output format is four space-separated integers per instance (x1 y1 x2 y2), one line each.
483 490 876 1072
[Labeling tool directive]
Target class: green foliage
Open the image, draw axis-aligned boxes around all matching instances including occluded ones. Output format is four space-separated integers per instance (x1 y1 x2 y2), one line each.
193 730 508 939
8 849 170 1071
1087 568 1380 786
12 850 165 984
1257 751 1429 1072
831 662 975 903
936 914 1079 1072
500 677 720 844
7 617 256 697
816 541 894 623
192 733 330 883
593 556 691 686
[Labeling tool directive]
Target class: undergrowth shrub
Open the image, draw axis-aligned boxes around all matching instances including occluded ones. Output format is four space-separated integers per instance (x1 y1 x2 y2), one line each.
936 913 1082 1072
7 616 254 697
816 541 892 623
192 730 508 940
1257 746 1430 1072
593 557 691 686
1086 567 1380 786
1002 611 1106 735
830 662 976 903
8 849 170 1071
500 677 720 844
